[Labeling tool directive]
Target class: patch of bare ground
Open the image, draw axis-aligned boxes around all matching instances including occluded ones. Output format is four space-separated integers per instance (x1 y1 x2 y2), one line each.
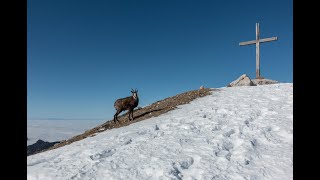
39 88 217 154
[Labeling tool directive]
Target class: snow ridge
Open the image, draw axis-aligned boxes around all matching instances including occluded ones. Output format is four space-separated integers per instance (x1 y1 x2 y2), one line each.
27 83 293 180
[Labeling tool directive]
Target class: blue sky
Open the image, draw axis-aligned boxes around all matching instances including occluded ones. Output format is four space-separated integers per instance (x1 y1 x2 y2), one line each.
27 0 293 120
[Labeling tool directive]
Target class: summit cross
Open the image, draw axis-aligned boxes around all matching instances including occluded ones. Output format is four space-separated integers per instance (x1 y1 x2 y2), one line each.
239 23 278 79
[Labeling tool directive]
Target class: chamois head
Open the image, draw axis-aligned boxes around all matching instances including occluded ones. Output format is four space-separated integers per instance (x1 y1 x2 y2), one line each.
131 88 138 100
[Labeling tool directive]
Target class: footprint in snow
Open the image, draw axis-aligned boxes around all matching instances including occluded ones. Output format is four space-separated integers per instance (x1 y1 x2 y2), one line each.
212 174 229 180
244 120 250 127
118 137 132 145
215 150 231 161
180 158 194 169
90 149 116 160
249 174 262 180
223 129 235 137
253 110 262 119
169 166 183 180
212 125 221 131
266 126 272 132
262 128 281 143
223 141 234 151
123 138 132 145
137 129 149 135
175 156 194 169
250 139 258 147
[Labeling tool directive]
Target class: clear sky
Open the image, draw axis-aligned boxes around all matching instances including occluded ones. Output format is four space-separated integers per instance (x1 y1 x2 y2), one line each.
27 0 293 120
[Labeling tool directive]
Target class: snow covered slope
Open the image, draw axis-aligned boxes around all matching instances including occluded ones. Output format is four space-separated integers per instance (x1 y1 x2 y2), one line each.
27 83 293 180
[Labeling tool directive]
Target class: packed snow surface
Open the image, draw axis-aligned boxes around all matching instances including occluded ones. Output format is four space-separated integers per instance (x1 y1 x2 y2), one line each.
27 83 293 180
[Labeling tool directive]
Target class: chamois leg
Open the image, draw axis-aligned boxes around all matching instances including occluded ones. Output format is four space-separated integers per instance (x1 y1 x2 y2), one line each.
113 114 117 124
114 109 122 124
131 110 134 120
128 109 132 121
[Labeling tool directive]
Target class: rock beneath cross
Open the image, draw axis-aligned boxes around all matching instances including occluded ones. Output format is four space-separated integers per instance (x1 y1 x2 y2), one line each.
251 78 278 85
227 74 255 87
227 74 279 87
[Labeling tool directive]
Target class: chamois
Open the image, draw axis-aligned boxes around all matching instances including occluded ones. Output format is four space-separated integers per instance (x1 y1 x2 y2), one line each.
113 89 139 124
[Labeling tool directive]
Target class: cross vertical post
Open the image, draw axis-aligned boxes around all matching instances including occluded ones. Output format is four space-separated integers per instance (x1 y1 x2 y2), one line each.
256 23 260 78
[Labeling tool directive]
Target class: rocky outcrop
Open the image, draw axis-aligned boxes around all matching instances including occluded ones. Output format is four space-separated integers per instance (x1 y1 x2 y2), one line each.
227 74 255 87
228 74 279 87
252 78 278 85
27 139 60 156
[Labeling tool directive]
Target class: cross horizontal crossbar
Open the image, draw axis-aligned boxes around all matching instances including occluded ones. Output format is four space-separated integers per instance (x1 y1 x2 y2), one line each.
239 37 278 46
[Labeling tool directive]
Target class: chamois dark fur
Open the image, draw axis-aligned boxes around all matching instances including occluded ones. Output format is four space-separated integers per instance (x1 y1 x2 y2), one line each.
113 89 139 124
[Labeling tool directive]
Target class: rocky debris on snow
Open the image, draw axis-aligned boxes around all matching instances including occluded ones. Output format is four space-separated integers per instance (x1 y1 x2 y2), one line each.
39 88 215 154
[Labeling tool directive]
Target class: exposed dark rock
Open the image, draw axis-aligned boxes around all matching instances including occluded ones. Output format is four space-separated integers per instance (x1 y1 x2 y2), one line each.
27 139 60 156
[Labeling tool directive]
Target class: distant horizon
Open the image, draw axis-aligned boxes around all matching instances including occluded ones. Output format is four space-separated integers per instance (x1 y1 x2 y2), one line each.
27 118 106 121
